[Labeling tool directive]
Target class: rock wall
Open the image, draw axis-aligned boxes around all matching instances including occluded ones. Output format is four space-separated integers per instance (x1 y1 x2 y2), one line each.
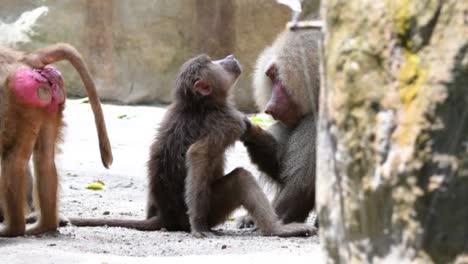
1 0 318 112
317 0 468 263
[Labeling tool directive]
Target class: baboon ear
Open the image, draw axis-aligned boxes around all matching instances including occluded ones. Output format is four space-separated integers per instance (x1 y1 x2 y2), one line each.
194 80 212 96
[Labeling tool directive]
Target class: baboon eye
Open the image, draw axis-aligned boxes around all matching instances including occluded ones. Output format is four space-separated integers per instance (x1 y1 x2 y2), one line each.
265 65 278 81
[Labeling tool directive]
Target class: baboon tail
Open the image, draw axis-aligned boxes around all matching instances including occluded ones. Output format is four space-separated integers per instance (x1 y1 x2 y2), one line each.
22 43 113 169
69 216 161 231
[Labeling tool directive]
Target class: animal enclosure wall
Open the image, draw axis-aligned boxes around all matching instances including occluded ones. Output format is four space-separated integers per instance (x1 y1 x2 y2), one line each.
0 0 319 112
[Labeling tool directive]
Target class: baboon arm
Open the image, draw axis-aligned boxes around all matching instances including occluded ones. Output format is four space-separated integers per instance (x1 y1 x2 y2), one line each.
185 139 215 233
185 132 236 233
241 123 281 181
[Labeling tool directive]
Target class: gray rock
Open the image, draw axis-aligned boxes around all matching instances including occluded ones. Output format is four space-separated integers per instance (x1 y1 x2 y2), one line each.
317 0 468 263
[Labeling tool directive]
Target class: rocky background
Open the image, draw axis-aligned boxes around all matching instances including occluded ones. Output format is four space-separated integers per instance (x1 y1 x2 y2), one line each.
0 0 318 112
317 0 468 263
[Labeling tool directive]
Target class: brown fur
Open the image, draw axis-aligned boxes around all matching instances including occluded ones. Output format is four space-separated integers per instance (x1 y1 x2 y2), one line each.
0 43 113 237
71 54 315 237
240 29 320 227
0 166 33 223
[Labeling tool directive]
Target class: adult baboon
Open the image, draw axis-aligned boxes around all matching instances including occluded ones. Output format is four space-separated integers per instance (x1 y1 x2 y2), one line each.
0 43 113 237
239 28 320 227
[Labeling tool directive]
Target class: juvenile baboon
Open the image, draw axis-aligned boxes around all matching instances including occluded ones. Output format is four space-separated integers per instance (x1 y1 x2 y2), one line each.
0 43 113 237
239 28 320 227
71 54 315 237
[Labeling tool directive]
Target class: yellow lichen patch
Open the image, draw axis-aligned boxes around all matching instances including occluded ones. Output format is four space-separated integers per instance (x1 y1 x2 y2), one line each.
399 51 427 106
387 0 420 51
394 50 428 146
393 0 411 36
399 52 420 82
394 99 425 146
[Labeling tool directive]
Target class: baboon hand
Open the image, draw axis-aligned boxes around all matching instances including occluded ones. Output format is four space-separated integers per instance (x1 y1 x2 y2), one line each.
240 116 253 142
236 214 256 229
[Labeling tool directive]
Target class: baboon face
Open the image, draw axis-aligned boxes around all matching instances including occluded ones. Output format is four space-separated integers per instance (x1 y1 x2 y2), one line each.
177 54 242 105
211 54 242 91
264 64 303 128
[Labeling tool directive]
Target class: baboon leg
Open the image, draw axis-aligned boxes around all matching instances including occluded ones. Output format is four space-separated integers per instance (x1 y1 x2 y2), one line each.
274 182 315 224
25 163 66 227
0 156 30 237
27 118 61 235
207 169 246 228
208 168 275 229
208 168 314 237
0 120 41 237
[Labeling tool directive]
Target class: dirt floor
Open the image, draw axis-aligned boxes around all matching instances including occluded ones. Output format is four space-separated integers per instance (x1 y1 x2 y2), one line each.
0 100 322 264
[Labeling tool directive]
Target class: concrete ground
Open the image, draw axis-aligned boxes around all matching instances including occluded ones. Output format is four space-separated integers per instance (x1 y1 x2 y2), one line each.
0 100 322 264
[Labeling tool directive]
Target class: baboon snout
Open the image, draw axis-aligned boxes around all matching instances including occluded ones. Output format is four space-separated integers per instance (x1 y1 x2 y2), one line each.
265 102 277 117
215 55 242 77
265 82 303 128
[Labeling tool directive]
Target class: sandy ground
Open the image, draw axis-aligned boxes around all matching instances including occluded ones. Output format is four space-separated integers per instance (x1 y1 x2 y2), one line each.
0 100 322 263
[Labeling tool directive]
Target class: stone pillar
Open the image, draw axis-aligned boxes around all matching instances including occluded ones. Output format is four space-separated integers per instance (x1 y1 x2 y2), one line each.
317 0 468 263
85 0 114 98
195 0 236 57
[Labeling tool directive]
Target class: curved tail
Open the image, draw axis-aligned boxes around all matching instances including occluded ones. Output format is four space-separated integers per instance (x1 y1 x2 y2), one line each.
22 43 113 168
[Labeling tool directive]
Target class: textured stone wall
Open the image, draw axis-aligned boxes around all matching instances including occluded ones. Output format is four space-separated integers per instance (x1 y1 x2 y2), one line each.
317 0 468 263
1 0 317 112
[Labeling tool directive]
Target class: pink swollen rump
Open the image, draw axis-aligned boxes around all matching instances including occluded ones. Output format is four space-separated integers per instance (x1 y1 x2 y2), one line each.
11 66 65 112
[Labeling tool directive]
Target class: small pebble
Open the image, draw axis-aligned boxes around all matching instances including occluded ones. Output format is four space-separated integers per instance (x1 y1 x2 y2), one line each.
103 211 110 215
221 245 227 249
